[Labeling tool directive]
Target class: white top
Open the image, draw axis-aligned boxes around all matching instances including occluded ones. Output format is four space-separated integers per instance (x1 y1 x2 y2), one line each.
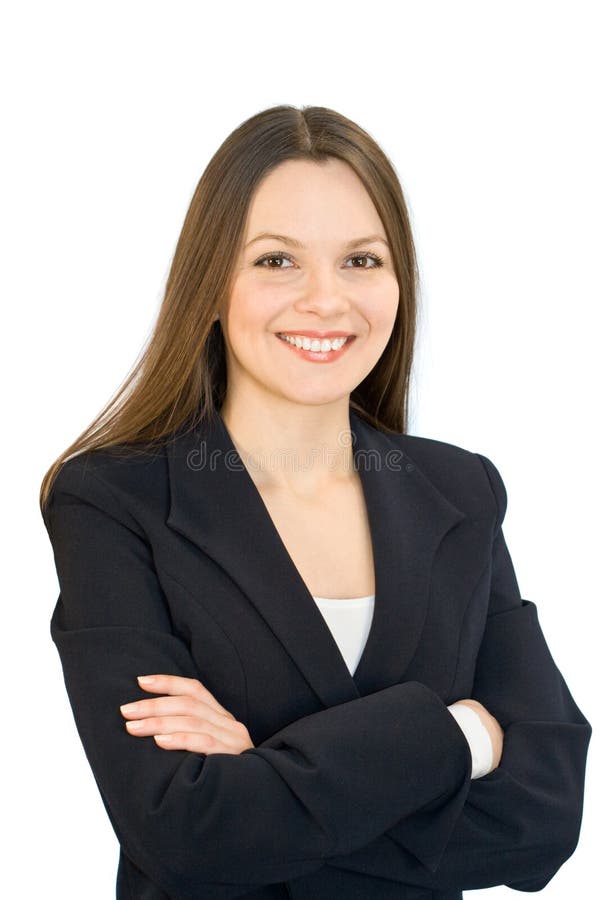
313 594 376 677
312 593 493 780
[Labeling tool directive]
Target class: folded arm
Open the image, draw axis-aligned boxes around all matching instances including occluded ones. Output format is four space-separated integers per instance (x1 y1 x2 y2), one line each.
44 459 474 900
325 453 592 892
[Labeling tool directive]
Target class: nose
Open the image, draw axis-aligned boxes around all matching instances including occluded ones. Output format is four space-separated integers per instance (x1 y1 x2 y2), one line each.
293 267 352 318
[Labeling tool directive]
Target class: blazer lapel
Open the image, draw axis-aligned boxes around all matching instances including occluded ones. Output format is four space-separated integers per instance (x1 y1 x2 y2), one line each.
166 408 466 708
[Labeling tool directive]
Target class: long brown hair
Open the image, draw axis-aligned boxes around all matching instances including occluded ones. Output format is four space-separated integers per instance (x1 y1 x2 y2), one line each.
39 103 420 514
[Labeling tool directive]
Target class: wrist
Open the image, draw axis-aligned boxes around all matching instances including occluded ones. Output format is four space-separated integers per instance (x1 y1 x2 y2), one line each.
447 702 494 779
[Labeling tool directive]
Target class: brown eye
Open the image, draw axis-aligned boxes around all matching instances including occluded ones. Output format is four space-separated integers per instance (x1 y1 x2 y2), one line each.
254 252 293 269
347 253 384 269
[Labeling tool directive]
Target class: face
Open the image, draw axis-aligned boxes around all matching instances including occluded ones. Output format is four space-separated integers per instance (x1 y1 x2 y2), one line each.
220 157 400 413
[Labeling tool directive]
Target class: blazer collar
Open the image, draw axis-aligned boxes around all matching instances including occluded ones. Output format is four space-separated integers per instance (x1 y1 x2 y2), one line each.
166 408 466 707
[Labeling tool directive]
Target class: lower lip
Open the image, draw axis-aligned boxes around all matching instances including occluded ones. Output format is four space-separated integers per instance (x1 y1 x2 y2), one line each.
275 334 356 363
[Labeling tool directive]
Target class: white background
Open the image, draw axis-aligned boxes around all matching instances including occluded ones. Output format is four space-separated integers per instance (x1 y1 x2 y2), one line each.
3 1 597 896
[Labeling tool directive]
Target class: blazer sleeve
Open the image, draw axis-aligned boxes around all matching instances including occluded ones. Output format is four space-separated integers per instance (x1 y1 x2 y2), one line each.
325 452 592 893
43 458 474 900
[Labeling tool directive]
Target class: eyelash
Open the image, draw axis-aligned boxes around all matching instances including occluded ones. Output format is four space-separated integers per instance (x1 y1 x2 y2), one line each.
253 251 385 271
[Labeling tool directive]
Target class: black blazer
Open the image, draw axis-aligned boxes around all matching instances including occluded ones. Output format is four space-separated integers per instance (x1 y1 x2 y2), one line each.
43 408 592 900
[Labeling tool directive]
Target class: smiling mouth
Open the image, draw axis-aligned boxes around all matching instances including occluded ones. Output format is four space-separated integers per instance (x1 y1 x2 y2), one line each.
275 332 357 362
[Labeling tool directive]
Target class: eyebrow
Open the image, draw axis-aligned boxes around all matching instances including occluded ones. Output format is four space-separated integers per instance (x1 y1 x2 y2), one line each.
245 232 389 250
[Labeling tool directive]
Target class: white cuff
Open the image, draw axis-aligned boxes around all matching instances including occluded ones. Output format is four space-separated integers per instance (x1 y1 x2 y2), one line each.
447 703 494 779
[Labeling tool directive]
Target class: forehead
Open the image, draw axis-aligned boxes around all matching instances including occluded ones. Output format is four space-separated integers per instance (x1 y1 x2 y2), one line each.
244 158 384 241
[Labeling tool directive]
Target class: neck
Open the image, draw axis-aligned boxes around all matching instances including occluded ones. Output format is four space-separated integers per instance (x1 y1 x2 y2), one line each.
218 397 357 496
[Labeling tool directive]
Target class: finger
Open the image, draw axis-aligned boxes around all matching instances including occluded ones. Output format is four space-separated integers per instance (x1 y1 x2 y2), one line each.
153 732 240 754
124 715 242 748
136 674 235 718
120 694 225 726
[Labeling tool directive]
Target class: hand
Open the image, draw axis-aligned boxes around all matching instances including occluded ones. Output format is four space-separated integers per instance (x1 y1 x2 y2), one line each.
453 698 504 770
119 674 255 754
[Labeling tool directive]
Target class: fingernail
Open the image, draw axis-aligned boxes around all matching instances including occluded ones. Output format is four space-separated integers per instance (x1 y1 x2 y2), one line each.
154 733 172 742
126 720 143 730
137 675 155 684
120 704 136 714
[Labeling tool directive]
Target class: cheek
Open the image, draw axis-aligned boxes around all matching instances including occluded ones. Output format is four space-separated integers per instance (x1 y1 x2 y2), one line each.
360 283 400 334
227 281 285 336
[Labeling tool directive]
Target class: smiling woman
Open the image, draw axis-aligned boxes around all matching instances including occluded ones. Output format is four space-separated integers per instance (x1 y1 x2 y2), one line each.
217 156 401 421
40 104 591 900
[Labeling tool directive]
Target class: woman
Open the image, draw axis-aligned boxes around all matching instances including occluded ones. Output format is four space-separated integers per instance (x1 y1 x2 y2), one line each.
40 104 591 900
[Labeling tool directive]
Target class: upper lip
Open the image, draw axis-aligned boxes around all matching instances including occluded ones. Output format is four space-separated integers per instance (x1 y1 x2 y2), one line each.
276 330 355 338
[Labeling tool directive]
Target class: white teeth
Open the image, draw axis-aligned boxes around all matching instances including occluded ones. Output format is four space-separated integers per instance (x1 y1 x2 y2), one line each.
278 334 349 352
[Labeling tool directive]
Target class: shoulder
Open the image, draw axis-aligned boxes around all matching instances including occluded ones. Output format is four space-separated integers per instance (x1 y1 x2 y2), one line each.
44 440 170 533
384 429 508 532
